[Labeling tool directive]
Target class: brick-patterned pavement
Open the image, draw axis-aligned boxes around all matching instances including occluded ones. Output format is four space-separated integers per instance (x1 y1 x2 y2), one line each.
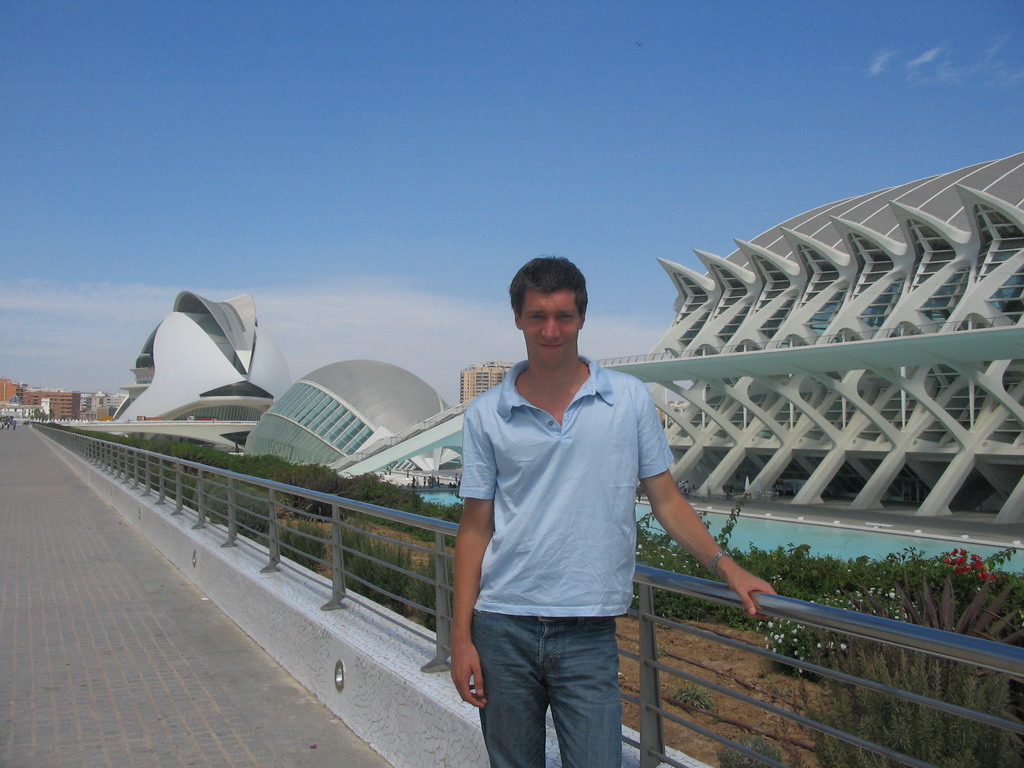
0 426 391 768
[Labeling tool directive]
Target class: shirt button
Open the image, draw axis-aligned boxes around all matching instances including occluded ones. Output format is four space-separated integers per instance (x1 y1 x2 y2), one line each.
548 420 554 426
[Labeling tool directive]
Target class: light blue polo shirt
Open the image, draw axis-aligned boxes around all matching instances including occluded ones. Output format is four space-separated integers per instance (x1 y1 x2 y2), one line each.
460 357 673 617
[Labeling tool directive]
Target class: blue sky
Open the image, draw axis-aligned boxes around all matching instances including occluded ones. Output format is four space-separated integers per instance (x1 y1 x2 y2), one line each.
2 1 1022 403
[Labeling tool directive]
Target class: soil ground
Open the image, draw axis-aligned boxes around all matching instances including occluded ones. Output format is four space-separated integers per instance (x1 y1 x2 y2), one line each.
615 616 821 768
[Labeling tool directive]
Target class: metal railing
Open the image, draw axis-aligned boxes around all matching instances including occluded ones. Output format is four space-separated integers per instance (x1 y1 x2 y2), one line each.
39 425 1024 768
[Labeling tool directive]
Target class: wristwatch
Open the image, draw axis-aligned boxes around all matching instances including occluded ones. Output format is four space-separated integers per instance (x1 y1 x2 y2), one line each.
709 549 732 576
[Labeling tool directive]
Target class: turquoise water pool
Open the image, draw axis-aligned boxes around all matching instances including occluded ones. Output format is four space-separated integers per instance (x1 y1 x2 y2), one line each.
678 507 1023 569
413 489 1023 569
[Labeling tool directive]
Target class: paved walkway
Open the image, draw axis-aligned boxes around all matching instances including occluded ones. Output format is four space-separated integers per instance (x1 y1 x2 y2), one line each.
0 426 392 768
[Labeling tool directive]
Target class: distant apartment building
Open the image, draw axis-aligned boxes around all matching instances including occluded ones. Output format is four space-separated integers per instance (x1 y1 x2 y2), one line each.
460 361 513 403
80 391 128 420
20 389 82 420
0 378 21 402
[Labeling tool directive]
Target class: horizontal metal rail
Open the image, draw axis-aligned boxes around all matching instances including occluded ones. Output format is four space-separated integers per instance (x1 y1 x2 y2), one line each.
39 425 1024 768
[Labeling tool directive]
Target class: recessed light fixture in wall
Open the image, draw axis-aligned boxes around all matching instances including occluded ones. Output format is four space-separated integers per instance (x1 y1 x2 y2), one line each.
334 660 346 692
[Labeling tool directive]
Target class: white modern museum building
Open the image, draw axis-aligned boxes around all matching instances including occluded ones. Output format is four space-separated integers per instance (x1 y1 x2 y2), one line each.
115 291 292 438
245 360 447 468
607 153 1024 522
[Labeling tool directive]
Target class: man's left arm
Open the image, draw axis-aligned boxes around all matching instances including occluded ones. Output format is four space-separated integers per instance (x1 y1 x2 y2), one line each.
640 471 776 616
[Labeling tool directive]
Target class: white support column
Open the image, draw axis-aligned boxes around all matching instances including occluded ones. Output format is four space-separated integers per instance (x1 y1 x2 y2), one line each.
996 473 1024 524
915 450 978 516
791 449 847 505
751 446 795 498
849 449 906 510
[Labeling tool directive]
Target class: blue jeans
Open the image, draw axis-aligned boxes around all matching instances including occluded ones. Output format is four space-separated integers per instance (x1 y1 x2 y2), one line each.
471 611 622 768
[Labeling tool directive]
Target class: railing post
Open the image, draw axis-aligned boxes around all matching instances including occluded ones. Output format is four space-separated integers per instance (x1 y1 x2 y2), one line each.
172 462 184 515
221 477 238 547
140 452 151 496
191 469 207 529
638 582 665 768
130 449 140 489
320 502 346 610
261 487 281 573
421 530 453 673
156 456 167 505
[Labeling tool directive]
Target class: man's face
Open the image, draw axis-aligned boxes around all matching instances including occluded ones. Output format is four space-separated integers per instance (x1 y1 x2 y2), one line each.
514 288 586 364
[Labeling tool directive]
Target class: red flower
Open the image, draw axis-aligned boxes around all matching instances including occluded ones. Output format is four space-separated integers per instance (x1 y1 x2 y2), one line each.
941 548 997 582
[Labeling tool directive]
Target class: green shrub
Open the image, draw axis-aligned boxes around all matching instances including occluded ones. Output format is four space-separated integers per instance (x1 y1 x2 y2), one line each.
280 519 330 573
718 735 784 768
343 529 437 628
672 684 715 711
802 553 1024 767
812 641 1021 767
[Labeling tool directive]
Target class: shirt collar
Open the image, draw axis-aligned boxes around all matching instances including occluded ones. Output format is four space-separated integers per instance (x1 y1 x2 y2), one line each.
497 356 614 420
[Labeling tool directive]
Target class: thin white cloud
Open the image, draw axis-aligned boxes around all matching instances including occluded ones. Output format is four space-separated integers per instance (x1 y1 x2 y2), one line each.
867 50 894 76
0 278 667 405
896 38 1023 88
907 46 944 68
0 280 172 391
976 34 1024 87
982 35 1008 63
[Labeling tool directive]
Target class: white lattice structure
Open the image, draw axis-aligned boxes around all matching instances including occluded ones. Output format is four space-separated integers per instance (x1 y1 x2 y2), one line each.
613 154 1024 522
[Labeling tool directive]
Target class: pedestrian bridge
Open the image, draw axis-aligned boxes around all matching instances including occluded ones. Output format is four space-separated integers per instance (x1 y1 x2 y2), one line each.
12 425 1024 768
0 426 391 768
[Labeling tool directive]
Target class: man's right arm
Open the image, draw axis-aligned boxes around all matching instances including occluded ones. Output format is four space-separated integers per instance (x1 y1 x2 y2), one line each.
450 497 494 708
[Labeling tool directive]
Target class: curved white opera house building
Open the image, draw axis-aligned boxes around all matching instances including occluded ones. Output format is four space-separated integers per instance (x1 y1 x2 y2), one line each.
608 153 1024 522
116 292 292 427
245 360 447 468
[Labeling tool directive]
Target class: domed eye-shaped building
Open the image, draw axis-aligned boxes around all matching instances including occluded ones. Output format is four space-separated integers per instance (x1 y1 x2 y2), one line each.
245 360 447 468
611 153 1024 521
116 291 292 423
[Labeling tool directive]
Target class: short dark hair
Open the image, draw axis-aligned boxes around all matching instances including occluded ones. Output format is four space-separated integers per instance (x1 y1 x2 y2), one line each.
509 257 588 316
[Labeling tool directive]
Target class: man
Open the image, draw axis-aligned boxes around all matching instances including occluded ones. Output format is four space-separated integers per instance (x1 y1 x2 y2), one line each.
451 257 774 768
